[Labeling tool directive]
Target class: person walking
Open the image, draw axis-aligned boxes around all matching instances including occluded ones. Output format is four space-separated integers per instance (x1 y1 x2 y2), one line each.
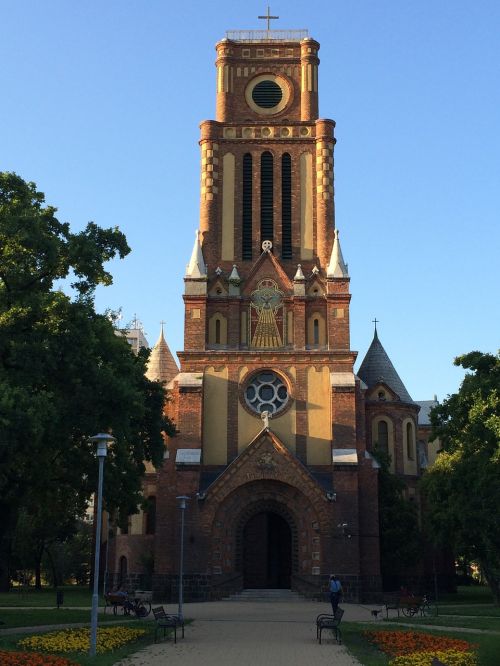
329 574 343 614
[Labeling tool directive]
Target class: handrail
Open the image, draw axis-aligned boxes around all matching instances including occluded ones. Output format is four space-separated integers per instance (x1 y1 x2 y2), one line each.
225 30 308 42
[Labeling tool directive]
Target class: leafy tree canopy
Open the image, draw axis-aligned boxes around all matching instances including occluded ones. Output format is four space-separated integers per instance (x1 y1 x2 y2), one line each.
421 351 500 604
0 173 174 590
372 447 422 586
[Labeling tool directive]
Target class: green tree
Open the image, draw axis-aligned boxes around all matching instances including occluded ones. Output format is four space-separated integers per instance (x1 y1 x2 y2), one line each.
372 446 422 588
0 173 174 591
421 351 500 604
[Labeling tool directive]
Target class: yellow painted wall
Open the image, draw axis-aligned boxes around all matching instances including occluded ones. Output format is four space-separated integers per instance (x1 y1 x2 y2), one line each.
130 512 143 536
307 312 326 346
238 367 296 453
427 438 441 466
222 153 235 260
300 152 313 259
208 313 228 345
203 366 228 464
306 366 331 464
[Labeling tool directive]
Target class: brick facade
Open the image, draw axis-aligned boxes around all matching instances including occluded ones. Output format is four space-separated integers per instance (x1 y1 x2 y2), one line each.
107 30 442 603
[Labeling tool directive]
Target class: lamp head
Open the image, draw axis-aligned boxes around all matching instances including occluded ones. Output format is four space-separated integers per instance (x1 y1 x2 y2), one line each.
90 433 116 458
176 495 190 509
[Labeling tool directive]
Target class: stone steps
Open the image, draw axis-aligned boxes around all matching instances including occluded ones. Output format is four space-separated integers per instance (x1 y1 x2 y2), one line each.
223 588 305 602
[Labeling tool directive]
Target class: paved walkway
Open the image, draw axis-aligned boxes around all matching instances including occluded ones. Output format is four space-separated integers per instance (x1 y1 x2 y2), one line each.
116 600 371 666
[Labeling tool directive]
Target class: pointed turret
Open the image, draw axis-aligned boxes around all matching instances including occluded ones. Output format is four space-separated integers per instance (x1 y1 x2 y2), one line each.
294 264 306 281
146 324 179 384
326 229 348 278
357 325 413 403
185 229 207 278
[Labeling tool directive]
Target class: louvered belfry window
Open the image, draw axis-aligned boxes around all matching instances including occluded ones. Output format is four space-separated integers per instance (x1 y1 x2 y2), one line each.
242 153 253 260
260 151 273 245
281 153 292 259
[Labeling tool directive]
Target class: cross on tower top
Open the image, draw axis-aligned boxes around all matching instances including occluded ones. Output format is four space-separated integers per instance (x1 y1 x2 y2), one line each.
258 5 279 30
372 318 379 333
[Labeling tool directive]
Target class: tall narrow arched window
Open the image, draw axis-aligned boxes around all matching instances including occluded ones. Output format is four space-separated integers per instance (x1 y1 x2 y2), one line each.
281 153 292 259
377 420 389 454
215 318 221 344
406 422 414 460
242 153 252 260
260 151 273 244
313 318 320 345
145 496 156 535
119 556 127 581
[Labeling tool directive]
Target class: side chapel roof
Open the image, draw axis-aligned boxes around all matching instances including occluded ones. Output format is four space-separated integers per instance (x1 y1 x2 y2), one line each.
357 327 413 403
146 325 179 384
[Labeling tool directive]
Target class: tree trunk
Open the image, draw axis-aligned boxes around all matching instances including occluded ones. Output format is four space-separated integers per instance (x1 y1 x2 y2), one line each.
34 543 44 589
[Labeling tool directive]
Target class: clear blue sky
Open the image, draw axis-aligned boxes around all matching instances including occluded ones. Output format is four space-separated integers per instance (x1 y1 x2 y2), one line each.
1 0 499 401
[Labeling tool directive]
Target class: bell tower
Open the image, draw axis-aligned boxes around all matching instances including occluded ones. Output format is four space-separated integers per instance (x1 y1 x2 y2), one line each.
199 32 335 274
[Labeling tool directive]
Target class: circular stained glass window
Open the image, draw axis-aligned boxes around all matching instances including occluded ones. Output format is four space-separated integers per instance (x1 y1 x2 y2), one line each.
244 371 288 415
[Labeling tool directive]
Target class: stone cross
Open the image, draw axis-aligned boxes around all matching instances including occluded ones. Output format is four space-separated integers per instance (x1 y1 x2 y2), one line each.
261 410 272 429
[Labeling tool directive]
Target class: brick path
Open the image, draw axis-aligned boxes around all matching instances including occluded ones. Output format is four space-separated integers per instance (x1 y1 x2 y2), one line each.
116 600 369 666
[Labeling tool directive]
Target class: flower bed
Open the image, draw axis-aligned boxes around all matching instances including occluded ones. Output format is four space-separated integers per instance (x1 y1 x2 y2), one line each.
364 630 478 666
18 626 147 655
0 651 78 666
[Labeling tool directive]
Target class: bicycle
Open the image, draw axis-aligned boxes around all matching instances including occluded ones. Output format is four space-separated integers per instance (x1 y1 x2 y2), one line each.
419 593 437 617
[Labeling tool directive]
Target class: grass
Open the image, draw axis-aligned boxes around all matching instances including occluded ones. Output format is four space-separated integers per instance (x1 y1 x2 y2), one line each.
0 622 159 666
439 585 494 605
0 585 94 608
387 614 500 631
0 608 138 629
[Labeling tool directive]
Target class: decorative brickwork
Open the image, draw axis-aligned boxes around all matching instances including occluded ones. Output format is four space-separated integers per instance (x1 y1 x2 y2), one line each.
108 29 446 604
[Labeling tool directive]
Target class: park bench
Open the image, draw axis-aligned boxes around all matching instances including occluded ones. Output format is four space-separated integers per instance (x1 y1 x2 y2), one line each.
152 606 185 644
316 608 344 644
384 594 424 618
384 594 401 617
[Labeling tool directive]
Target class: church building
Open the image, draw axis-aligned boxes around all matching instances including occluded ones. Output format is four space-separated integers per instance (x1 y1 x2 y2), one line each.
109 24 439 602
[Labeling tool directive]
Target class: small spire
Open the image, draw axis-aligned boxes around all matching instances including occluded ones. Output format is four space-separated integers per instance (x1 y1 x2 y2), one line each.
327 229 349 278
185 229 207 278
229 264 241 284
294 264 306 281
146 323 179 384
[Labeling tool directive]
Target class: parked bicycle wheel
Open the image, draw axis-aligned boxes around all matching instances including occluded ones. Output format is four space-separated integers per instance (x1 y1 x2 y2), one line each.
135 601 150 618
402 605 417 617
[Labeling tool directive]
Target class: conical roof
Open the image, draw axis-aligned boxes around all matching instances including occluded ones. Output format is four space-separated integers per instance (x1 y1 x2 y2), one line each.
185 229 207 278
146 325 179 384
357 327 413 403
327 229 349 278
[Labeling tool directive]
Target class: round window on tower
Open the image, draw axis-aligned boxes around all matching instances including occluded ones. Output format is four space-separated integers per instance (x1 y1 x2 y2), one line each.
245 74 291 116
243 370 290 416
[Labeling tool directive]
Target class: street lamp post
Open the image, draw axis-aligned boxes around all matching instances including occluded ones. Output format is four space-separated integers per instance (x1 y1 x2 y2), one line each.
89 433 115 658
176 496 190 622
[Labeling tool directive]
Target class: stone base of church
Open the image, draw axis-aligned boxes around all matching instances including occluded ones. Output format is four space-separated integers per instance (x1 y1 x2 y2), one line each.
150 571 383 604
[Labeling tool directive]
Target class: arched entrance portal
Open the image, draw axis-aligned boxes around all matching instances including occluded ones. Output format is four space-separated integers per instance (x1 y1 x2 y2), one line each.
243 511 291 588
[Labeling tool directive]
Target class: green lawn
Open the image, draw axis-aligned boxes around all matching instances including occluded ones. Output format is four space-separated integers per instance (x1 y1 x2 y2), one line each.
0 585 94 608
0 608 138 629
387 614 500 631
439 585 495 605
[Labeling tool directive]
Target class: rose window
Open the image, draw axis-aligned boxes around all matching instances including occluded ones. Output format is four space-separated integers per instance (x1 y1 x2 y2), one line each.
244 371 288 415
